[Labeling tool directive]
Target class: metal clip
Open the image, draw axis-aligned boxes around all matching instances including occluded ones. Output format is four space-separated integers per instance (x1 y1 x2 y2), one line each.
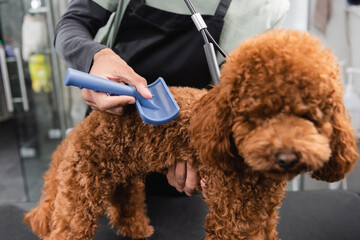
191 13 207 31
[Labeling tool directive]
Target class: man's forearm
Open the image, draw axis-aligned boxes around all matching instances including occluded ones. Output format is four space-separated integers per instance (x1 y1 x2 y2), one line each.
54 0 112 72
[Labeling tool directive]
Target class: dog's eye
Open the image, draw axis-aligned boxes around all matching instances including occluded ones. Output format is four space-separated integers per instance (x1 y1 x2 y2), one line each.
300 115 319 126
300 114 313 122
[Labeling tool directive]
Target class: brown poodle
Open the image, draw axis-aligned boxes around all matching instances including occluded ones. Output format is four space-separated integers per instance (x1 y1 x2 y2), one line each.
24 29 358 240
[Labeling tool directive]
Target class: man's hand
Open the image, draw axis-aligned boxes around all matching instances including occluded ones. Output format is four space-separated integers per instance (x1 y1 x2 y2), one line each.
166 161 208 198
82 48 152 115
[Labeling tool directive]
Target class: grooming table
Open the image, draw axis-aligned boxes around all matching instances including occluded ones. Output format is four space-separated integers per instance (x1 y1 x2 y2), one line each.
1 190 359 240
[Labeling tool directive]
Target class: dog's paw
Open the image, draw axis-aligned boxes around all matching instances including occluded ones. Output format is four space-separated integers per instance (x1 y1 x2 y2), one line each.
116 219 154 239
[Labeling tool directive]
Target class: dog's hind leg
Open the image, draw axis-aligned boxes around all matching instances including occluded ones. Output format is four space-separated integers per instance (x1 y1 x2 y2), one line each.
107 178 154 239
47 161 113 240
48 191 105 240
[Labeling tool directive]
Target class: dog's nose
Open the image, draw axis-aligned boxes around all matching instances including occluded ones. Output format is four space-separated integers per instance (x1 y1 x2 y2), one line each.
275 151 299 169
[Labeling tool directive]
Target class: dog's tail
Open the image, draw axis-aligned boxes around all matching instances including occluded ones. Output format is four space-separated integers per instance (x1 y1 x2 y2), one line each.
24 137 66 238
24 196 54 238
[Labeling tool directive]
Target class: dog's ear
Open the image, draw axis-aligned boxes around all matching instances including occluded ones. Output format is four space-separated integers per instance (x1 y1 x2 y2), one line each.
312 97 358 182
190 85 239 171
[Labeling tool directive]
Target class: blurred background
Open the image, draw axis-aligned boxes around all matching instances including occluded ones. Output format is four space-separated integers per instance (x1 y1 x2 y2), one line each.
0 0 359 204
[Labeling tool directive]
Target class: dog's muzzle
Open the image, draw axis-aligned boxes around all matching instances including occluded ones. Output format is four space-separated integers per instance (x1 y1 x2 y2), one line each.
275 151 300 169
236 114 331 173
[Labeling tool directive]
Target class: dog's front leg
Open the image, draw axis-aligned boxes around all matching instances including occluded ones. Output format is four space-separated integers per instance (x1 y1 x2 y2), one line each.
265 208 281 240
204 195 270 240
202 172 283 240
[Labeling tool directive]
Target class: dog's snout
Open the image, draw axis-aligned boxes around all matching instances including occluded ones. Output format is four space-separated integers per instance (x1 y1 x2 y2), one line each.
275 151 299 169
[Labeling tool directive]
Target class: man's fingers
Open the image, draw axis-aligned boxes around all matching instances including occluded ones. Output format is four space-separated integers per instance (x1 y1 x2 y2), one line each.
168 162 202 196
113 68 152 100
124 75 152 99
98 94 135 110
201 179 209 199
89 105 99 111
166 166 176 187
81 89 136 115
184 163 198 196
136 84 152 99
175 161 186 192
105 106 125 115
126 72 152 99
81 89 94 103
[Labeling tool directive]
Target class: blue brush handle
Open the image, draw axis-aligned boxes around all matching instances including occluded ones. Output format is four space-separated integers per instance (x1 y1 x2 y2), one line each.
64 68 137 96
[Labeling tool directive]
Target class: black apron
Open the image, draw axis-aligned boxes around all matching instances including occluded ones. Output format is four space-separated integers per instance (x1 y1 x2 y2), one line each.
91 0 232 195
113 0 232 89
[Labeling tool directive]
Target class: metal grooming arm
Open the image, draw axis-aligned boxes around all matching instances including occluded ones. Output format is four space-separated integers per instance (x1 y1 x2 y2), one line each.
184 0 225 85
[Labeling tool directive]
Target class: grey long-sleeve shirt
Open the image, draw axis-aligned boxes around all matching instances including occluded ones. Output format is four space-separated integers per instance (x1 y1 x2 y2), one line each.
54 0 112 72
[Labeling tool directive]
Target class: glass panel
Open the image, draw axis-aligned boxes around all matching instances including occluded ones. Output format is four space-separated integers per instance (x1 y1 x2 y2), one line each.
0 0 66 201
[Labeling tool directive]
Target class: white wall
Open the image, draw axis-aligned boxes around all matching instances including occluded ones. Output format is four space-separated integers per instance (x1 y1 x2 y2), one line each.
282 0 309 31
283 0 360 193
348 6 360 68
309 0 351 66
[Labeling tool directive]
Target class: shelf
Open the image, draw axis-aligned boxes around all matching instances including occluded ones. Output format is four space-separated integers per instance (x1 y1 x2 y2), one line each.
6 56 16 63
28 6 48 14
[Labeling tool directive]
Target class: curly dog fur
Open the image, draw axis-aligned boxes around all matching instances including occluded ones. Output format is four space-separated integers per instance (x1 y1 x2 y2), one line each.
25 30 358 240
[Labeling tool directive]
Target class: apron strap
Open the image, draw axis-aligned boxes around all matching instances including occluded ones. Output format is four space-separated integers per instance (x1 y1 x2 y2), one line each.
214 0 232 19
106 2 127 48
